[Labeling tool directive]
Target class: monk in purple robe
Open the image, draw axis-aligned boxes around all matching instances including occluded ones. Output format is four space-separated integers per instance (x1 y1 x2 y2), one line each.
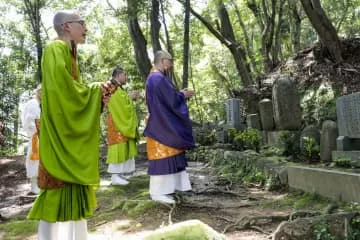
144 50 195 204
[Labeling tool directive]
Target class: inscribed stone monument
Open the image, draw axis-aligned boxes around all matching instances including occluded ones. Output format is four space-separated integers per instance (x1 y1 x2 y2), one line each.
259 98 274 131
225 98 243 130
272 75 301 130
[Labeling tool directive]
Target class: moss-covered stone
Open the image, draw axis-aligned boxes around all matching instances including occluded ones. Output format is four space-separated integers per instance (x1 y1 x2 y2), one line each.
142 220 226 240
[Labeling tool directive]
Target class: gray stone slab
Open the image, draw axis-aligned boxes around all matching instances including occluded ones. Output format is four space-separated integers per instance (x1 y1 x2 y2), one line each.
262 131 283 147
259 98 274 131
337 92 360 138
225 98 243 130
336 136 360 151
246 113 261 130
262 131 300 148
272 75 301 130
288 166 360 202
332 151 360 162
320 120 338 162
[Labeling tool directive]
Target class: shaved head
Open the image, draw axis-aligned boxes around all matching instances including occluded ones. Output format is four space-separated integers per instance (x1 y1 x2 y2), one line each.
154 50 172 65
53 10 82 34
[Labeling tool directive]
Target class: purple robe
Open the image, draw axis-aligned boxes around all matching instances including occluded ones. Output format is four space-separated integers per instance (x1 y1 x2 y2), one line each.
144 71 195 175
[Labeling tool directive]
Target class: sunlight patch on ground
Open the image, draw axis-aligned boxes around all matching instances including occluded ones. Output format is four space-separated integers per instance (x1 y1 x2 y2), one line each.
99 179 112 187
89 219 152 240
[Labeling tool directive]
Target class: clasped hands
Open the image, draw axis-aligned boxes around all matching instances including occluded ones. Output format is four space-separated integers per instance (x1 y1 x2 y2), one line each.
181 89 195 99
101 81 117 107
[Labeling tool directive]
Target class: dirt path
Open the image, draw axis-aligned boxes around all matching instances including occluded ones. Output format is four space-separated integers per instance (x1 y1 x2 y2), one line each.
0 156 291 240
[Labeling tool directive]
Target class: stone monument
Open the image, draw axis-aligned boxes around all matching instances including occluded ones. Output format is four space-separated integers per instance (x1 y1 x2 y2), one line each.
332 93 360 162
225 98 243 130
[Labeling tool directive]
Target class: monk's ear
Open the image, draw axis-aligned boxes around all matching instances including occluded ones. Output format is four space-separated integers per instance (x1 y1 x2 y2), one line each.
62 23 71 32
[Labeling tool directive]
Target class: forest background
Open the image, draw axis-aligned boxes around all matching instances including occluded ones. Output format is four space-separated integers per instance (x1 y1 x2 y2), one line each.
1 0 359 155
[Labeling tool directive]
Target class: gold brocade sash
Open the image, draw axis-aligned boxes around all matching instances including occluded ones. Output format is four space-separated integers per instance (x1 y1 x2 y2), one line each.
29 133 39 160
107 115 129 145
37 163 64 189
30 119 40 160
146 137 184 160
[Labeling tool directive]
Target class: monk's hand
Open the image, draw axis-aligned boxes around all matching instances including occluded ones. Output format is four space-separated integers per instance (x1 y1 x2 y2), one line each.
129 90 141 101
181 89 195 99
101 81 116 107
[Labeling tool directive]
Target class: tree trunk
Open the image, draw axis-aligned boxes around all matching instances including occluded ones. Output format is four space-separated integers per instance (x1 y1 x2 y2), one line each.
150 0 162 55
23 0 43 83
217 1 252 87
272 0 286 65
260 0 276 73
182 0 190 89
300 0 343 62
160 0 174 56
288 0 302 52
230 0 258 75
127 0 152 80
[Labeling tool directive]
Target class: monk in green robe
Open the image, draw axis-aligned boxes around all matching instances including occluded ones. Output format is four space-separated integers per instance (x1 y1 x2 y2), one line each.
27 10 115 240
106 67 139 185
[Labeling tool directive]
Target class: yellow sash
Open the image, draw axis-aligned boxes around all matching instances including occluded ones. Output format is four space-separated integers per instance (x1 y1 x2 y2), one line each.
146 137 184 160
107 115 129 145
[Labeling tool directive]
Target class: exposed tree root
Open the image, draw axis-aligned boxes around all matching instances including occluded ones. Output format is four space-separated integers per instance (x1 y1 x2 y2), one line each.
193 187 245 197
180 202 256 209
222 214 290 234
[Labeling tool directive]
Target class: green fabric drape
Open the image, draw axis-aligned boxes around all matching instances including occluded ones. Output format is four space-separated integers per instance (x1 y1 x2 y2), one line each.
108 88 138 139
28 184 96 222
40 40 102 185
106 87 139 164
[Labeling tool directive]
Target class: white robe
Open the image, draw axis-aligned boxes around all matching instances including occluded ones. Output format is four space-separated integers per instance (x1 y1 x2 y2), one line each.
21 98 40 178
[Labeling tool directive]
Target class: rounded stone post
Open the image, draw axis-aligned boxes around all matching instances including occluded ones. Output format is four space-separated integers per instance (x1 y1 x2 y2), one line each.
320 120 338 162
259 98 274 130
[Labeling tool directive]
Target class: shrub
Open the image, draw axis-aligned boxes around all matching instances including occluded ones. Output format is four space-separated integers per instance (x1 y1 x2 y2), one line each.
233 129 262 152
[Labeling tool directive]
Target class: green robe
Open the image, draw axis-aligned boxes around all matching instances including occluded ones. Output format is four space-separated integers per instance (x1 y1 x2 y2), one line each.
106 88 138 164
28 40 102 222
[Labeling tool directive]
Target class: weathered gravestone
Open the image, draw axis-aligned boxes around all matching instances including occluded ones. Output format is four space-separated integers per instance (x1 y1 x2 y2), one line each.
246 113 261 130
272 75 301 130
259 98 274 131
320 120 338 162
332 93 360 162
225 98 243 130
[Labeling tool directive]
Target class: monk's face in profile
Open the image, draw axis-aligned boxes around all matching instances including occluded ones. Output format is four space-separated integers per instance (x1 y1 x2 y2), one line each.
162 57 173 73
63 14 88 44
114 72 127 85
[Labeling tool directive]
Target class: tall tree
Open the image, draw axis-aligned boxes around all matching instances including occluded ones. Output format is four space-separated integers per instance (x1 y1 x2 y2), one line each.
159 0 174 56
23 0 45 83
300 0 343 62
230 0 258 75
247 0 277 73
182 0 190 89
126 0 152 79
150 0 162 55
287 0 302 52
181 0 253 87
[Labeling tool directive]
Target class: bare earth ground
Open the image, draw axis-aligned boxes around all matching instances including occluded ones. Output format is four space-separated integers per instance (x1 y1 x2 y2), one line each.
0 155 292 240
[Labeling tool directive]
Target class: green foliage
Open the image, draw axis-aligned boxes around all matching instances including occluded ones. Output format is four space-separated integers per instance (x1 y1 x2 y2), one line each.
233 129 262 152
301 84 337 125
314 221 337 240
227 128 237 143
302 136 320 159
279 130 299 157
334 156 352 168
349 216 360 240
243 171 266 185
